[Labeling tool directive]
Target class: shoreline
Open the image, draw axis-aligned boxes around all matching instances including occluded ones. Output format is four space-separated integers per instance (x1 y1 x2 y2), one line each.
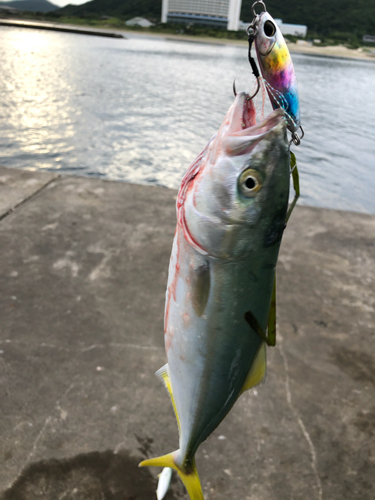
129 31 375 62
1 17 375 62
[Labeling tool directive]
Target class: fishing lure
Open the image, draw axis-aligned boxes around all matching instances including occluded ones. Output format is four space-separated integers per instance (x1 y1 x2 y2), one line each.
248 0 304 146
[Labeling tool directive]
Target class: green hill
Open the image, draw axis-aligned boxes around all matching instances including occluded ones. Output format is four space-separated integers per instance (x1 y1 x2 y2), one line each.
241 0 375 36
57 0 160 21
0 0 57 12
55 0 375 37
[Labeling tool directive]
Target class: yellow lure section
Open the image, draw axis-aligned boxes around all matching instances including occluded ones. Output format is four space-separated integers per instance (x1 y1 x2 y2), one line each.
139 452 204 500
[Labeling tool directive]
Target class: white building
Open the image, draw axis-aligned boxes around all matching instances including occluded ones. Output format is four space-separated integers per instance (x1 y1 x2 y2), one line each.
125 17 154 28
161 0 242 31
275 19 307 38
239 18 307 38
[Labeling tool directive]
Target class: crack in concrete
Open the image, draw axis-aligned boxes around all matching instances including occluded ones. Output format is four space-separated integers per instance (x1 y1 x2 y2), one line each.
9 379 79 490
0 176 61 222
278 339 323 500
0 338 163 352
80 342 163 352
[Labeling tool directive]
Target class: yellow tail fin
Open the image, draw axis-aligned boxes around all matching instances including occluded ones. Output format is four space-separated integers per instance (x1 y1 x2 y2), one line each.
139 452 204 500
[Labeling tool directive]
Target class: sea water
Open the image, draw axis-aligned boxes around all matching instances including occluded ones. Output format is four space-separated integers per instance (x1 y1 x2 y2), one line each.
0 27 374 214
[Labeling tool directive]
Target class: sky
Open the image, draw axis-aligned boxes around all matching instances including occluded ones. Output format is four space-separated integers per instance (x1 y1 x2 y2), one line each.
51 0 88 6
0 0 89 6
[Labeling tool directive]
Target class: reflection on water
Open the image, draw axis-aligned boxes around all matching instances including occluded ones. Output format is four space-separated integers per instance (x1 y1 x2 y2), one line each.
0 27 374 213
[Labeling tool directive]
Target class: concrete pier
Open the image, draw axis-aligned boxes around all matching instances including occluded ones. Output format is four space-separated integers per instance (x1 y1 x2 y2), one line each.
0 165 374 499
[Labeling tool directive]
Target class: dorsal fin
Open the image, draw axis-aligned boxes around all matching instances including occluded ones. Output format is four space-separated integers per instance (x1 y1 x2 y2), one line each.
240 343 267 395
156 364 181 433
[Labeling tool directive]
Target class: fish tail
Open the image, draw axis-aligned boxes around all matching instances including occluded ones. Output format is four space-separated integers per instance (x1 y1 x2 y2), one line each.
139 451 204 500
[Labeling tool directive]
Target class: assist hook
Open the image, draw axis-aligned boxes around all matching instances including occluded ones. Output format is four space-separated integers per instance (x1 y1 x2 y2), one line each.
233 1 264 100
246 30 261 100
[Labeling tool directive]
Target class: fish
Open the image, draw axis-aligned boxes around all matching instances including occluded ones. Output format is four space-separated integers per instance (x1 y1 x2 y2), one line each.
157 467 172 500
139 91 291 500
253 11 301 136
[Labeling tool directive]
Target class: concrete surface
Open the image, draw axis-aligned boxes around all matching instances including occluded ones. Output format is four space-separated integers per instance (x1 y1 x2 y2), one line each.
0 165 374 500
0 168 59 220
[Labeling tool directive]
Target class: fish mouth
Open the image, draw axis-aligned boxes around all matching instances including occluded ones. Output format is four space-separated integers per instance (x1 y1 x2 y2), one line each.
224 92 286 155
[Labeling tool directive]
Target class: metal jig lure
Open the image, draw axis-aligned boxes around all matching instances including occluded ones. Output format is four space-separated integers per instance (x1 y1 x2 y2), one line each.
247 0 304 146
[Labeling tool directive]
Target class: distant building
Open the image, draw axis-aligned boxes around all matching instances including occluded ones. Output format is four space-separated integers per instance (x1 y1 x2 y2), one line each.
125 17 154 28
276 20 307 38
161 0 243 31
363 35 375 44
239 18 307 38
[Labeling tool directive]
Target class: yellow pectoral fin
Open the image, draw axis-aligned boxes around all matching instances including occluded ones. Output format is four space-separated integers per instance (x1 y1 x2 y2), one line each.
156 364 181 433
240 342 267 395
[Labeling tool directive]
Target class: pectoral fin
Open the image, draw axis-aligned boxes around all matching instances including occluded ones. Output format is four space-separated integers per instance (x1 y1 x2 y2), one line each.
156 364 181 433
244 276 277 347
240 343 267 394
190 261 210 317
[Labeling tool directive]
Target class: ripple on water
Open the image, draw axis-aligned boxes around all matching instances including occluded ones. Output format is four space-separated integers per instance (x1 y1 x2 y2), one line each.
0 28 374 214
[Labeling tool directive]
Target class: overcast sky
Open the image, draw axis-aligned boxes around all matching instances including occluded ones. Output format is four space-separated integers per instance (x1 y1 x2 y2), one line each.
51 0 88 7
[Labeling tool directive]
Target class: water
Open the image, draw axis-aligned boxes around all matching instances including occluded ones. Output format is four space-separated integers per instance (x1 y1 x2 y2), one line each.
1 27 374 213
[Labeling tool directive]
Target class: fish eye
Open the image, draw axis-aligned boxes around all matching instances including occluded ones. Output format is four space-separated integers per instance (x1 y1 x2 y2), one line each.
264 20 276 37
239 169 262 197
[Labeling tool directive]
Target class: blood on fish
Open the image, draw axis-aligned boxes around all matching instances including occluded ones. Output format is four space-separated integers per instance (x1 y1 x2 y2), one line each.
164 224 183 335
165 325 175 352
169 233 181 301
182 312 190 328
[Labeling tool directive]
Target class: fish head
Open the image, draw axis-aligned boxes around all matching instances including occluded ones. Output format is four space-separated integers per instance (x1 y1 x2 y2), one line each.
182 92 290 260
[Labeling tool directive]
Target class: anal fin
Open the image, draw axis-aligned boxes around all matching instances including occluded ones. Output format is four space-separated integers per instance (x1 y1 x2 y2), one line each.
156 364 181 433
240 343 267 395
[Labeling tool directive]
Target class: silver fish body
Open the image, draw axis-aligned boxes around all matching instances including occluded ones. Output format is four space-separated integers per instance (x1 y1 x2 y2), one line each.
141 92 290 499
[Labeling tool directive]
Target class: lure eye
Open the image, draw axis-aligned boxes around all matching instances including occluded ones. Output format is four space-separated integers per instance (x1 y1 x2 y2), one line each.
239 169 262 197
264 20 276 37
